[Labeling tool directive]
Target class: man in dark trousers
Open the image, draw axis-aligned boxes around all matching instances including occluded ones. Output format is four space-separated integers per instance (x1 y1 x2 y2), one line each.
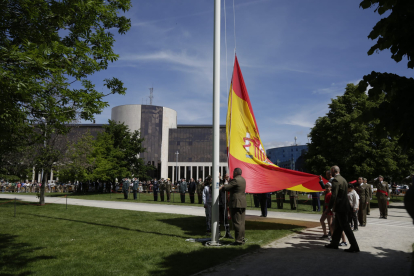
159 178 166 202
219 174 234 239
325 165 360 252
259 193 268 217
311 191 321 212
188 178 196 203
179 178 187 203
253 194 260 208
220 168 246 245
152 178 159 201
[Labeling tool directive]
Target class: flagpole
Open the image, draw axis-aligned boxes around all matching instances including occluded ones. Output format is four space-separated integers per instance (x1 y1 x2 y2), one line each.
211 0 221 245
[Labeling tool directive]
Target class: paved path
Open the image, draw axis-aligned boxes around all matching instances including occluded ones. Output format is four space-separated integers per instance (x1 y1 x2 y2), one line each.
2 194 413 275
197 203 414 276
0 194 320 224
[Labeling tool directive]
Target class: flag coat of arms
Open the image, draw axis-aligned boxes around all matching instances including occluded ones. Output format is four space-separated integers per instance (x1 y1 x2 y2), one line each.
226 56 325 193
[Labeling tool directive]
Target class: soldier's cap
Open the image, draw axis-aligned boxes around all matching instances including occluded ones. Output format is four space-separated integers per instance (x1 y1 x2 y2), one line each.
167 178 170 180
378 175 384 178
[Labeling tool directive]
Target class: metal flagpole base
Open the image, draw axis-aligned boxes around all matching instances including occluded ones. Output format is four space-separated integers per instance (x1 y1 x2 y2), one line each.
205 240 222 247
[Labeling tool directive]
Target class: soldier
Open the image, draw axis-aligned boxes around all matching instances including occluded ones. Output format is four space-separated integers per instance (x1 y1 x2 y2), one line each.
196 178 204 204
288 190 297 210
276 190 284 209
166 178 172 202
220 168 247 245
355 177 369 226
132 178 139 200
364 178 372 215
375 175 390 219
122 178 130 199
188 178 196 203
153 178 159 201
179 178 187 203
159 178 166 201
259 193 269 217
219 174 234 239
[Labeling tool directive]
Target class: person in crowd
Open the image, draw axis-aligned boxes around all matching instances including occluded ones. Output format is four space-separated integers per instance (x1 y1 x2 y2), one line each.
253 193 260 208
375 175 390 219
188 178 196 203
324 165 360 253
179 178 187 203
347 184 359 231
219 174 234 239
320 182 333 238
364 178 372 215
219 168 247 245
355 177 369 227
165 178 172 202
288 190 297 210
159 178 166 201
196 178 204 204
122 178 130 199
259 192 268 217
203 176 213 233
311 191 321 212
276 189 284 209
132 178 139 200
392 182 397 195
152 178 159 201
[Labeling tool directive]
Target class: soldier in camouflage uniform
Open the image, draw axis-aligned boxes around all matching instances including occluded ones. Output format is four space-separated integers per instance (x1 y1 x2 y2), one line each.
166 178 172 202
375 175 390 219
276 190 284 209
132 178 139 200
355 177 369 226
196 178 204 204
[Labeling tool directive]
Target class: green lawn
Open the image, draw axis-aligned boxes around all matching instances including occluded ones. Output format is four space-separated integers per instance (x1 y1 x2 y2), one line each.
4 191 406 214
0 199 303 276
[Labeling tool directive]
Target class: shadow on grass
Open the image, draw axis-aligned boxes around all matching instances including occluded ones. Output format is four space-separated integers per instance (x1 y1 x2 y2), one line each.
148 244 262 276
159 216 302 237
0 234 55 276
24 213 190 239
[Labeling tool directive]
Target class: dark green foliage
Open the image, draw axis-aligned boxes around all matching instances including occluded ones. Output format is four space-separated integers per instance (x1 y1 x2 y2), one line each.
305 84 413 181
360 0 414 68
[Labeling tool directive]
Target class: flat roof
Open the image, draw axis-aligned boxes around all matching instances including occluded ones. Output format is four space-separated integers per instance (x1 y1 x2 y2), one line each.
177 125 226 128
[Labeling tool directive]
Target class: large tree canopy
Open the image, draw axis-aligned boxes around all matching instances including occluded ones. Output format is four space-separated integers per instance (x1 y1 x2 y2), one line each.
305 83 413 181
0 0 132 204
358 0 414 152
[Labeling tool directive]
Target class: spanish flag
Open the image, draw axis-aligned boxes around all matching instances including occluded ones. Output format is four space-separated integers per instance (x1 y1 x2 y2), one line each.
226 56 324 193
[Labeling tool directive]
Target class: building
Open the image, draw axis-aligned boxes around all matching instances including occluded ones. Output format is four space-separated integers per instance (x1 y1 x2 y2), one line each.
266 145 308 171
111 104 228 181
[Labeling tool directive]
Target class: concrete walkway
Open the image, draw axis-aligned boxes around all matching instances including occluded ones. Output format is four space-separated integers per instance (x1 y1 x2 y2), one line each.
2 194 413 276
197 202 414 276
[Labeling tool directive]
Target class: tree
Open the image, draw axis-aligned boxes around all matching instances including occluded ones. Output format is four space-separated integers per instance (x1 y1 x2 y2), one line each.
0 0 132 204
305 83 413 181
358 0 414 151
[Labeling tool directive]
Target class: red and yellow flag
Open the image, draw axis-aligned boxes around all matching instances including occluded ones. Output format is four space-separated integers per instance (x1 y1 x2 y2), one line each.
226 56 324 193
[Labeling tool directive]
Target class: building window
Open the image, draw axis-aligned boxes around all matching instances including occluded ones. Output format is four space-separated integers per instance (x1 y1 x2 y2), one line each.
177 141 180 145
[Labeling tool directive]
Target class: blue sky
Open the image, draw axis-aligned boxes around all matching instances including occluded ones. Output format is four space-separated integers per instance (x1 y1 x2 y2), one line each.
89 0 410 149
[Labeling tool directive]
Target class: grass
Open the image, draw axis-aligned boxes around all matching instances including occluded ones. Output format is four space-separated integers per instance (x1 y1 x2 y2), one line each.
4 190 406 214
0 199 304 276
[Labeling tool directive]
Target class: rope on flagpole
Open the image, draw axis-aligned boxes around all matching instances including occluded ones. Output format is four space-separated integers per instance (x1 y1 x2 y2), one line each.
233 0 236 54
224 0 229 93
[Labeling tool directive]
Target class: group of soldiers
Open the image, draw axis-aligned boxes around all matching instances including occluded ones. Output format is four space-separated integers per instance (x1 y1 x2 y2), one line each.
120 177 209 204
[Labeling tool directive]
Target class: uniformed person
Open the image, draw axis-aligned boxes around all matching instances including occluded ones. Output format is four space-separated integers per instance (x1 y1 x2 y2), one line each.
132 178 139 200
324 165 359 252
166 178 172 202
288 190 297 210
276 190 284 209
196 178 204 204
355 177 369 226
179 178 187 203
219 174 234 239
364 178 372 215
122 178 130 199
152 178 159 201
253 193 260 208
220 168 247 245
375 175 390 219
159 178 166 201
188 178 197 203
